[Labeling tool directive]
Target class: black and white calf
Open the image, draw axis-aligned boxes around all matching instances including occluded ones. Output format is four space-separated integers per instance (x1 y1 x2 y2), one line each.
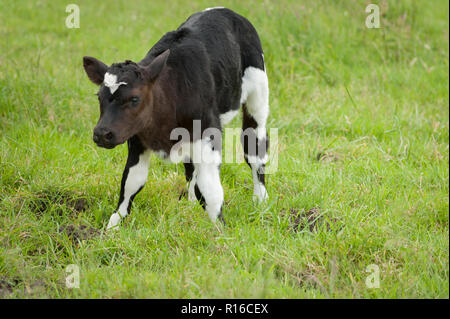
82 7 270 229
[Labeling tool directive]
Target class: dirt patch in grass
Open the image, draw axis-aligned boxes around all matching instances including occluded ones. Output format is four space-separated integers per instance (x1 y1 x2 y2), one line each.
59 224 100 244
28 189 89 217
316 151 340 163
284 207 336 232
296 266 327 292
178 186 188 200
0 277 52 297
0 277 19 297
271 258 327 293
23 280 48 296
26 247 45 256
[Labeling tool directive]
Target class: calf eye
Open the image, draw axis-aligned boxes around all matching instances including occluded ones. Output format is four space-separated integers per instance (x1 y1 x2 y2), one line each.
131 96 140 106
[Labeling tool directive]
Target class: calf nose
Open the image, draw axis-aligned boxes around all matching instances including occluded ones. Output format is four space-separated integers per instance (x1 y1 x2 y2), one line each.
93 133 100 143
103 131 114 141
93 127 114 144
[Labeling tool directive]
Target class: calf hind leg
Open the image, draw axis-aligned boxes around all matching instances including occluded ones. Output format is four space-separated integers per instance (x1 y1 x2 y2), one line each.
240 66 269 202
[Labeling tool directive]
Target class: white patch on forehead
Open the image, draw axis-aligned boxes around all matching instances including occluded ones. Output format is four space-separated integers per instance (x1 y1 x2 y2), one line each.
204 6 225 11
103 72 127 94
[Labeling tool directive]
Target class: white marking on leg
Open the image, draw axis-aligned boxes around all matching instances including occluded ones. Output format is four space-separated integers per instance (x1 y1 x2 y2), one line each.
103 72 127 94
203 6 225 11
193 140 223 222
240 66 270 202
248 147 269 202
107 213 122 231
173 138 222 206
240 66 269 136
106 150 151 230
246 153 268 202
220 109 239 126
251 163 268 202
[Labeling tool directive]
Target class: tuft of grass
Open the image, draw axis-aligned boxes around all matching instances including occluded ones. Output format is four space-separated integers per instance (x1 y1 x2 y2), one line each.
0 0 448 298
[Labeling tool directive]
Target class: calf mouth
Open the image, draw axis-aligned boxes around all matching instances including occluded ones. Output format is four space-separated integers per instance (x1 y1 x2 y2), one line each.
94 140 120 149
93 133 127 149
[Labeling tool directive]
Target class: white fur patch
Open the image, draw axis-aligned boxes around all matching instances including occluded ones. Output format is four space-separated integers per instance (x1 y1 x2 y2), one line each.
196 161 223 221
220 109 239 126
245 153 268 202
104 72 127 94
169 138 221 165
193 141 223 221
106 213 121 230
176 139 224 221
240 66 270 203
117 150 151 217
191 138 221 165
204 6 225 11
240 67 269 131
246 153 268 166
256 127 266 141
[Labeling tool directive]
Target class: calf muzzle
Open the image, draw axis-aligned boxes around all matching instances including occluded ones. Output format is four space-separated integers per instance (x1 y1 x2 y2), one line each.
93 126 116 149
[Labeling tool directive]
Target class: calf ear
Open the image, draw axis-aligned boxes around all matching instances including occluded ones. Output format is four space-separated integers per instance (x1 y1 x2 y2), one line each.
83 56 108 85
145 49 170 82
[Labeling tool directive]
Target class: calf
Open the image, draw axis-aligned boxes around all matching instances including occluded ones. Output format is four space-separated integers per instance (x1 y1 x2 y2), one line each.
82 7 270 230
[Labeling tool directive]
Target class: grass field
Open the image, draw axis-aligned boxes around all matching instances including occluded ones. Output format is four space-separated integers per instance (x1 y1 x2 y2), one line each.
0 0 448 298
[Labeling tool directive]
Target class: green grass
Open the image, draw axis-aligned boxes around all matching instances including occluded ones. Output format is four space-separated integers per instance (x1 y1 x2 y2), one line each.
0 0 448 298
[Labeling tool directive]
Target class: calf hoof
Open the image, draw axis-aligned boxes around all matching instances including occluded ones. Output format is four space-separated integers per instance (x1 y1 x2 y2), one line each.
218 212 226 226
106 213 121 231
253 191 269 203
178 187 188 200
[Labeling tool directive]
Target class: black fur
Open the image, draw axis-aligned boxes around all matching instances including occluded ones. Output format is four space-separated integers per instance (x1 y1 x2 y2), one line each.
139 8 265 136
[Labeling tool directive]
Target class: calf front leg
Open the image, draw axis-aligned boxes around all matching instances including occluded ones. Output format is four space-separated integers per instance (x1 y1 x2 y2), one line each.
106 136 151 230
192 139 224 223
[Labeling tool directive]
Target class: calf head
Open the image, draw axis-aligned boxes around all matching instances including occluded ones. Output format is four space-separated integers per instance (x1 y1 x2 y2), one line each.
82 50 170 149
